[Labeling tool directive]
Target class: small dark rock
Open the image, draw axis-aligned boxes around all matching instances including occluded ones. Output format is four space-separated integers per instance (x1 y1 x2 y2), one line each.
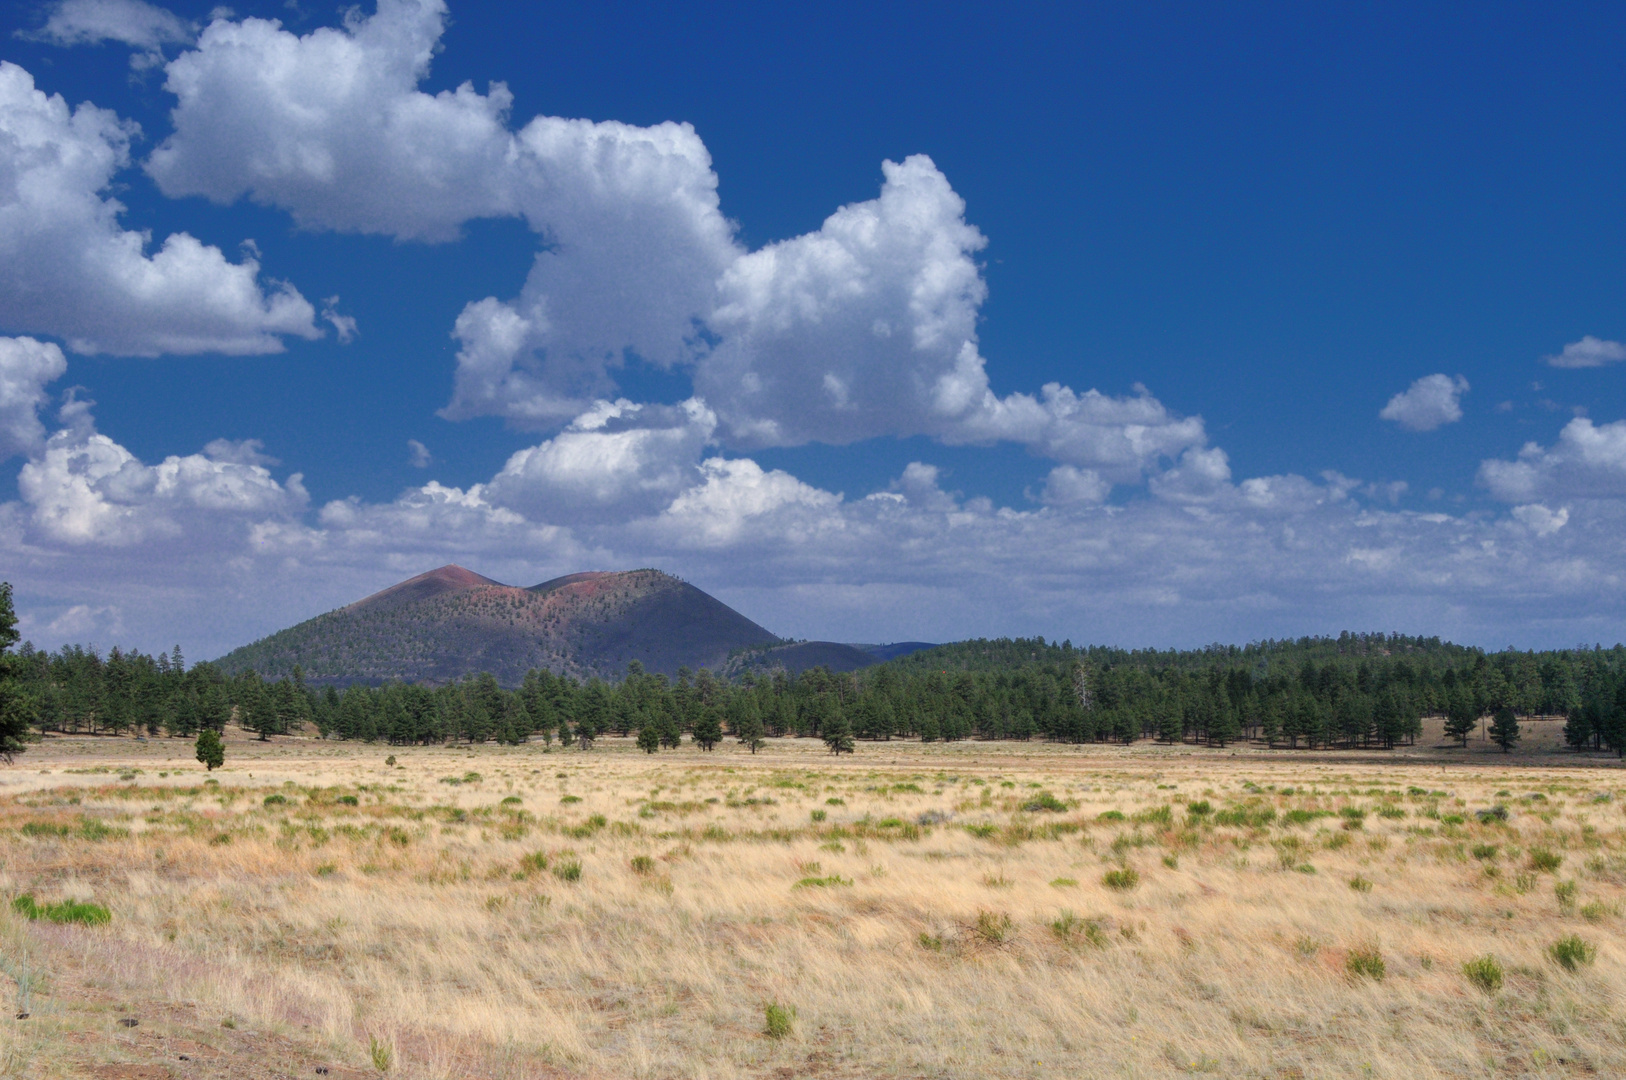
119 1017 139 1027
179 1055 191 1061
315 1068 330 1075
14 1012 28 1020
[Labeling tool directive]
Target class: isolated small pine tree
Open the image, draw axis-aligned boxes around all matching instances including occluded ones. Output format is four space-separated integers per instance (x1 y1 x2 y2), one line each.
1443 690 1477 747
637 724 660 754
1489 706 1520 754
822 706 855 755
734 698 766 753
692 705 723 751
195 727 225 771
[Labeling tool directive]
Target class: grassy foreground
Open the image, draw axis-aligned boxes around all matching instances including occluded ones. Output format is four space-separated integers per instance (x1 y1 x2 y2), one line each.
0 732 1623 1078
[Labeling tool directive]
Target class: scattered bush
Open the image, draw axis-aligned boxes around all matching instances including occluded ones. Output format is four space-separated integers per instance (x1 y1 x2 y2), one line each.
552 858 582 882
560 795 582 804
1185 800 1212 816
263 794 286 807
1550 935 1596 971
1348 876 1373 893
369 1035 392 1072
1162 855 1179 869
1471 844 1499 861
1581 901 1617 922
917 932 944 952
810 810 827 823
630 855 655 875
1346 945 1385 981
1462 954 1503 993
1103 868 1140 891
1556 880 1578 912
500 796 522 806
1097 810 1126 822
1022 791 1068 813
337 795 359 807
826 797 845 806
1476 805 1509 823
763 1002 795 1039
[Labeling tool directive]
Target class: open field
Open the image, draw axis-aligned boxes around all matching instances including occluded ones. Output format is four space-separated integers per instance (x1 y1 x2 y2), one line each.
0 729 1623 1079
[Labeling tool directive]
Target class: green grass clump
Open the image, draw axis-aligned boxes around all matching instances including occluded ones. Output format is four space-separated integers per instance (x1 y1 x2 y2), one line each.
763 1002 795 1039
1346 945 1385 981
1050 877 1078 888
1348 876 1373 893
1462 954 1503 993
1529 848 1563 873
337 795 359 806
793 875 852 889
560 794 582 804
810 809 827 823
518 851 549 876
12 894 111 926
552 858 582 882
263 794 286 807
630 855 655 875
1103 868 1140 891
1550 935 1596 971
1185 800 1212 817
973 910 1014 944
500 796 522 806
1131 805 1172 827
1022 791 1068 813
1471 844 1499 861
1096 810 1126 822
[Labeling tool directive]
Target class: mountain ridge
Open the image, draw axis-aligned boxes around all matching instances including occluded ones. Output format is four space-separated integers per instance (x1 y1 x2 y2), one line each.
214 565 783 686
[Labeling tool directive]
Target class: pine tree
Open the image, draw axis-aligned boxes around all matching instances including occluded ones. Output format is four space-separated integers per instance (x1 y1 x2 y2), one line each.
1444 690 1476 746
195 727 224 771
821 703 855 754
1489 705 1520 753
733 696 765 753
637 722 661 754
0 583 33 761
692 704 723 751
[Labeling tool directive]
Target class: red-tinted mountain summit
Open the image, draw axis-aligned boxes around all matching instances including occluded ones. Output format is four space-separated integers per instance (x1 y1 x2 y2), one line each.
214 566 783 685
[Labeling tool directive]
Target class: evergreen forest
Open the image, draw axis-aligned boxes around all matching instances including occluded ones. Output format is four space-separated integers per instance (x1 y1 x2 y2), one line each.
4 592 1626 757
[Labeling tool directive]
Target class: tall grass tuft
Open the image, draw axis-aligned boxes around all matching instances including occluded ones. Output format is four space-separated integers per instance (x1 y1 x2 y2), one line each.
1462 955 1503 993
1550 935 1596 971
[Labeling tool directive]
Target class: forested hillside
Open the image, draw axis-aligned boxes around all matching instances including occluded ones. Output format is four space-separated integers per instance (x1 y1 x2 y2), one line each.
5 621 1626 756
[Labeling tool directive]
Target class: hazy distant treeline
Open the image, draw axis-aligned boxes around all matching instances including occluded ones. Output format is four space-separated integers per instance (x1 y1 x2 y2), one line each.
5 626 1626 755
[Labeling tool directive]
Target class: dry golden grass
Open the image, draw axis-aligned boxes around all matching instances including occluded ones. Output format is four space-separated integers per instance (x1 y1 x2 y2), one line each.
1 731 1624 1078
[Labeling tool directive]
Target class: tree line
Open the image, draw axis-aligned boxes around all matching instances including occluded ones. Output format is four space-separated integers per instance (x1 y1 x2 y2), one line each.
3 590 1626 757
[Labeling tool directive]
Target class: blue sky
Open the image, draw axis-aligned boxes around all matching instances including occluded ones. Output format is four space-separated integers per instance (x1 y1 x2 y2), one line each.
2 0 1625 657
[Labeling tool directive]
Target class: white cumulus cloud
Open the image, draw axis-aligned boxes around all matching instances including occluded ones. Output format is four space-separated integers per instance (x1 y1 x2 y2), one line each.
1479 417 1626 501
0 62 319 356
1543 336 1626 369
16 396 308 545
483 398 718 522
1379 373 1469 432
21 0 195 69
0 336 68 460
